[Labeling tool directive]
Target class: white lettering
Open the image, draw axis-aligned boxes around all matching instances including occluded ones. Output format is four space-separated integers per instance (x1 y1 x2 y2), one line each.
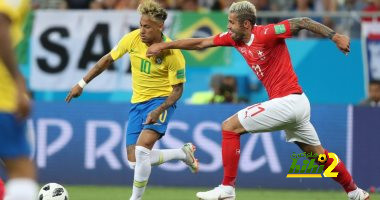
37 119 73 168
85 120 122 170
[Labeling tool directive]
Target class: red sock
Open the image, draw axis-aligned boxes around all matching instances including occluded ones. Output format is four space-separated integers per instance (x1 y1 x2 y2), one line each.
0 178 4 200
221 130 241 187
323 149 357 193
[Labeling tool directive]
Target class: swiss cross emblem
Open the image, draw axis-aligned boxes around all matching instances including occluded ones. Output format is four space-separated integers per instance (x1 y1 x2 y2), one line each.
257 50 266 60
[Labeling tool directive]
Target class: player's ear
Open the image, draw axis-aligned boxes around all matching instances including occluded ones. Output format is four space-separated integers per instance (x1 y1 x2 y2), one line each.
243 20 250 29
158 21 164 32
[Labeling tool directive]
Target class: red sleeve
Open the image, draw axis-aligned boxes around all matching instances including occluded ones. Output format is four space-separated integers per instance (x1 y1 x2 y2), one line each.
258 20 292 41
213 32 235 46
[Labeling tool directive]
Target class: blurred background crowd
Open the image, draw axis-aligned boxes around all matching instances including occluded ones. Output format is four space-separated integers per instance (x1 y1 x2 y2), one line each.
30 0 380 38
32 0 378 13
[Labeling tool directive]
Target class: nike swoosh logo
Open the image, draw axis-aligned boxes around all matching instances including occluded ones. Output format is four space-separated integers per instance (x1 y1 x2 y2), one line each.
218 195 234 200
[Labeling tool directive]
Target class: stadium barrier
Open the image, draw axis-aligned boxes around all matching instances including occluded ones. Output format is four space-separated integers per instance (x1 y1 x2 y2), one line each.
0 103 373 189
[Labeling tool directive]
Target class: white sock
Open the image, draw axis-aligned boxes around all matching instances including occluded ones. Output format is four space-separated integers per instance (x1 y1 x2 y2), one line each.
128 160 136 169
150 149 186 166
127 148 186 170
130 146 151 200
4 178 38 200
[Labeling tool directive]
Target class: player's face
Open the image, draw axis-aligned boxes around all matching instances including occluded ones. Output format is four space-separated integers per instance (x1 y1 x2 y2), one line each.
227 13 245 42
140 15 163 45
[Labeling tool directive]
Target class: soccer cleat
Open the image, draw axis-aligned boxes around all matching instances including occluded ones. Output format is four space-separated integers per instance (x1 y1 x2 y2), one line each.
181 143 199 173
196 185 236 200
348 188 370 200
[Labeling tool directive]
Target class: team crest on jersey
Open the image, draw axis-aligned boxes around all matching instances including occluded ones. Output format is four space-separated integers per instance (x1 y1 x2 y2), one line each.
155 57 163 64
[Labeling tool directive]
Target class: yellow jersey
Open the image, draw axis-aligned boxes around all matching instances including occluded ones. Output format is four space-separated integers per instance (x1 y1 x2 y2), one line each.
110 29 186 103
0 0 29 112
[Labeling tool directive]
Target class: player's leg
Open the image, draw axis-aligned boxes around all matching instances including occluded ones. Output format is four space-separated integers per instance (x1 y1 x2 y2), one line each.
295 141 369 200
130 129 160 200
144 99 198 172
287 94 369 200
196 114 242 200
0 113 38 200
125 100 197 172
197 98 296 200
127 143 194 170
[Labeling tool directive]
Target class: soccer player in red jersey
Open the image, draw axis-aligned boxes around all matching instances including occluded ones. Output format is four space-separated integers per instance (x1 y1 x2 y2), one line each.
147 1 369 200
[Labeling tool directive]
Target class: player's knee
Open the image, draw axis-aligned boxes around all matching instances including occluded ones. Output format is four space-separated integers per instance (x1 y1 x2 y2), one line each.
135 146 151 161
222 119 236 132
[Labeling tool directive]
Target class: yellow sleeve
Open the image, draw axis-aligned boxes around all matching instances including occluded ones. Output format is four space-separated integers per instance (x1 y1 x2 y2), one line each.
0 0 17 22
167 49 186 85
110 29 139 61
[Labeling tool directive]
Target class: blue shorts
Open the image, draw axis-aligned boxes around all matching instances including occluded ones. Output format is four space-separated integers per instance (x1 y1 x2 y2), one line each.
0 113 30 158
126 97 176 146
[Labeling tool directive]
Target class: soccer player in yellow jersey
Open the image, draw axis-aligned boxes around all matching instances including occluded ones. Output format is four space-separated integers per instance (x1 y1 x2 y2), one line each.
66 0 198 199
0 0 38 199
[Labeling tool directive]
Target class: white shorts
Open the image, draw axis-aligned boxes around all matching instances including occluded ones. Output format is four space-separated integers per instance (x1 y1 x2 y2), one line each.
237 93 321 145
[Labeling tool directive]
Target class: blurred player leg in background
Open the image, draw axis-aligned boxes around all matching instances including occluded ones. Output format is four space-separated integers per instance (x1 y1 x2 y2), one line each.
0 1 38 199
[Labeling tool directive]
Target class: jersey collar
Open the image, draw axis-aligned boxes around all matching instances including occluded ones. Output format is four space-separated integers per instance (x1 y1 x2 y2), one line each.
245 33 254 46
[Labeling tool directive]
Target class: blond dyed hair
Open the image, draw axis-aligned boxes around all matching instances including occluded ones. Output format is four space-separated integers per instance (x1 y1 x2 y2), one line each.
229 1 257 25
138 0 167 23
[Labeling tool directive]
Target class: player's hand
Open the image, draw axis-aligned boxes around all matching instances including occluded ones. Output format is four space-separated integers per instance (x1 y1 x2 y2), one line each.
65 84 83 103
146 43 165 57
144 110 161 125
332 33 350 55
15 91 30 120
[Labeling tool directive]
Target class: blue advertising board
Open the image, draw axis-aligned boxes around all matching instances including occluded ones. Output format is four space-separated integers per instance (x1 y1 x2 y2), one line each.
352 107 380 190
1 102 352 189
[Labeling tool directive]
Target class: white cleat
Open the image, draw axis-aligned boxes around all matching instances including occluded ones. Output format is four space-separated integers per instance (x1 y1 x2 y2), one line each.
181 143 199 173
196 185 236 200
348 188 370 200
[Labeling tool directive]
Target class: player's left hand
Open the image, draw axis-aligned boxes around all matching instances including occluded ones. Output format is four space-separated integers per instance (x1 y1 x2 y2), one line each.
144 110 161 125
146 43 165 57
332 33 350 55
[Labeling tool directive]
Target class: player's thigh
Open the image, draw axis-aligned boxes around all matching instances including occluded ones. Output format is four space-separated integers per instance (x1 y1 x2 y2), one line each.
126 104 143 146
237 99 294 133
285 121 321 146
142 97 176 137
0 113 30 159
136 129 161 149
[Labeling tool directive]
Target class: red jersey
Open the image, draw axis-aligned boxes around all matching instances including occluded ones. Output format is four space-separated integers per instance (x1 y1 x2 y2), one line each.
213 20 303 99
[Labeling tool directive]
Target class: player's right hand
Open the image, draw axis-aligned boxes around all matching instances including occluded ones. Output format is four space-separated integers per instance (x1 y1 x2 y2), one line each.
65 84 83 103
332 33 350 55
146 43 164 57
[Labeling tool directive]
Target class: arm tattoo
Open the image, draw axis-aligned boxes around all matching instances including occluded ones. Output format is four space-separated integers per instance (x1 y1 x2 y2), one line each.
289 17 336 39
84 54 114 83
156 83 183 113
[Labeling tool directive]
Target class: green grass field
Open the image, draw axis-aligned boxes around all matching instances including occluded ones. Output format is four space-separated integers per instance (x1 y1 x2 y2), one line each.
64 185 380 200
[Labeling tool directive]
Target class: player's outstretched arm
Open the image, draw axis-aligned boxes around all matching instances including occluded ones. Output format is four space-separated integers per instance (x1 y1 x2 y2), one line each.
288 17 350 55
0 14 30 119
144 83 183 124
65 53 114 103
147 37 215 57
